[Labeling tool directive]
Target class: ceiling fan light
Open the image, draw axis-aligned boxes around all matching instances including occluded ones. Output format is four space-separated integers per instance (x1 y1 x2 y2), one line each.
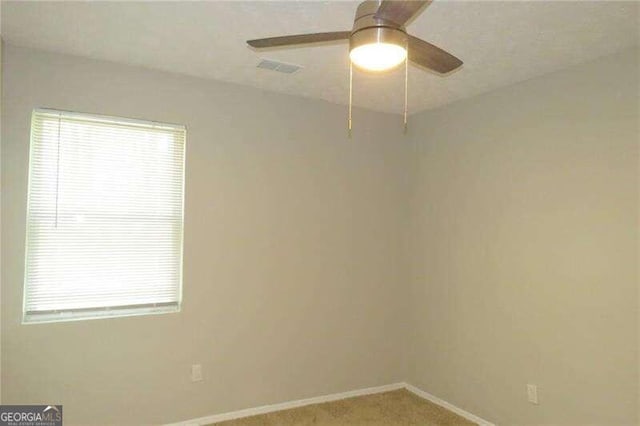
349 26 408 72
350 42 407 72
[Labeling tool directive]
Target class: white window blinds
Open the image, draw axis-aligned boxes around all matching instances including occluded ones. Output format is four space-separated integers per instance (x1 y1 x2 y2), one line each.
24 109 186 323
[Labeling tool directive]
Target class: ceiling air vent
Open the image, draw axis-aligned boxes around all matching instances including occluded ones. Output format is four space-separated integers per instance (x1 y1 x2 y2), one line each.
257 59 302 74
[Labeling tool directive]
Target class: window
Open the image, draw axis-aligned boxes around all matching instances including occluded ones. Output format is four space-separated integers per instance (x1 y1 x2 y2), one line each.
23 109 186 323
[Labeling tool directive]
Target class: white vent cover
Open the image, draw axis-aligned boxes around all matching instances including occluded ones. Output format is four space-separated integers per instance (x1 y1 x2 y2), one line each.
257 59 302 74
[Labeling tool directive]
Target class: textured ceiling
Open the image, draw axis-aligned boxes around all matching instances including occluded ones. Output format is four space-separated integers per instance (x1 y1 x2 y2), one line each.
1 0 638 114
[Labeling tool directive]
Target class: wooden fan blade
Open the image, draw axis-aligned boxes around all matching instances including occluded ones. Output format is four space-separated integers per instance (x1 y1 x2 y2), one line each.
374 0 431 26
408 35 462 74
247 31 351 48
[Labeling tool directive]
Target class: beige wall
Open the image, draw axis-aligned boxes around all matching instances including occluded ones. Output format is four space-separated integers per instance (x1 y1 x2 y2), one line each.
405 49 639 425
2 44 638 426
0 38 3 405
0 45 410 425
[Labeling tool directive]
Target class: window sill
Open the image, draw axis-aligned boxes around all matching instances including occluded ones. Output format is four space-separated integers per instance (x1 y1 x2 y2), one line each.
23 303 180 324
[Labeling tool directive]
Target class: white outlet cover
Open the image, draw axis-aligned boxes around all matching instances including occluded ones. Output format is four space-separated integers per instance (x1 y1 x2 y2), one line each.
527 384 538 404
191 364 203 382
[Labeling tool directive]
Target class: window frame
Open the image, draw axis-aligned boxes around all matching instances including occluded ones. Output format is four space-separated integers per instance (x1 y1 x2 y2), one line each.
22 108 187 324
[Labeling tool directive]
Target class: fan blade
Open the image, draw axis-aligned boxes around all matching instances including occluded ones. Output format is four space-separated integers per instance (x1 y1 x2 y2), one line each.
247 31 351 48
408 35 462 74
374 0 431 26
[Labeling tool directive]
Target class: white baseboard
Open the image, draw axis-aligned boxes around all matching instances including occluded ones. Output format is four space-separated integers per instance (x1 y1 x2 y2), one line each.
165 382 405 426
404 383 495 426
166 381 494 426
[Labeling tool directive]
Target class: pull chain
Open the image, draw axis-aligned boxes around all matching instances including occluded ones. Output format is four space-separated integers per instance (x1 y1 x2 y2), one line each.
348 61 353 137
403 57 408 133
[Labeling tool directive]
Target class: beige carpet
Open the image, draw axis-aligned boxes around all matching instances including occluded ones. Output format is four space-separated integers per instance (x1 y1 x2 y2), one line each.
211 389 476 425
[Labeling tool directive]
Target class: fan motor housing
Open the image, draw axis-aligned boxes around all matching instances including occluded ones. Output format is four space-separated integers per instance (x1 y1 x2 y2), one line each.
350 27 408 52
353 0 404 29
354 0 386 22
350 0 408 51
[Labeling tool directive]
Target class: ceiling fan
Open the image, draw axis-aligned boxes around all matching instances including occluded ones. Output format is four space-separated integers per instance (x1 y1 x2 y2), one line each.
247 0 462 131
247 0 462 74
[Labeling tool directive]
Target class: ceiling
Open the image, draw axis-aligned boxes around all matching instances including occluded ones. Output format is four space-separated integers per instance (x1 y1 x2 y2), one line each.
1 1 638 115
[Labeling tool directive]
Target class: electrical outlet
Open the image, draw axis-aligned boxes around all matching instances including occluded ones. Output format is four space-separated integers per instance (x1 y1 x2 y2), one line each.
527 384 538 404
191 364 203 382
